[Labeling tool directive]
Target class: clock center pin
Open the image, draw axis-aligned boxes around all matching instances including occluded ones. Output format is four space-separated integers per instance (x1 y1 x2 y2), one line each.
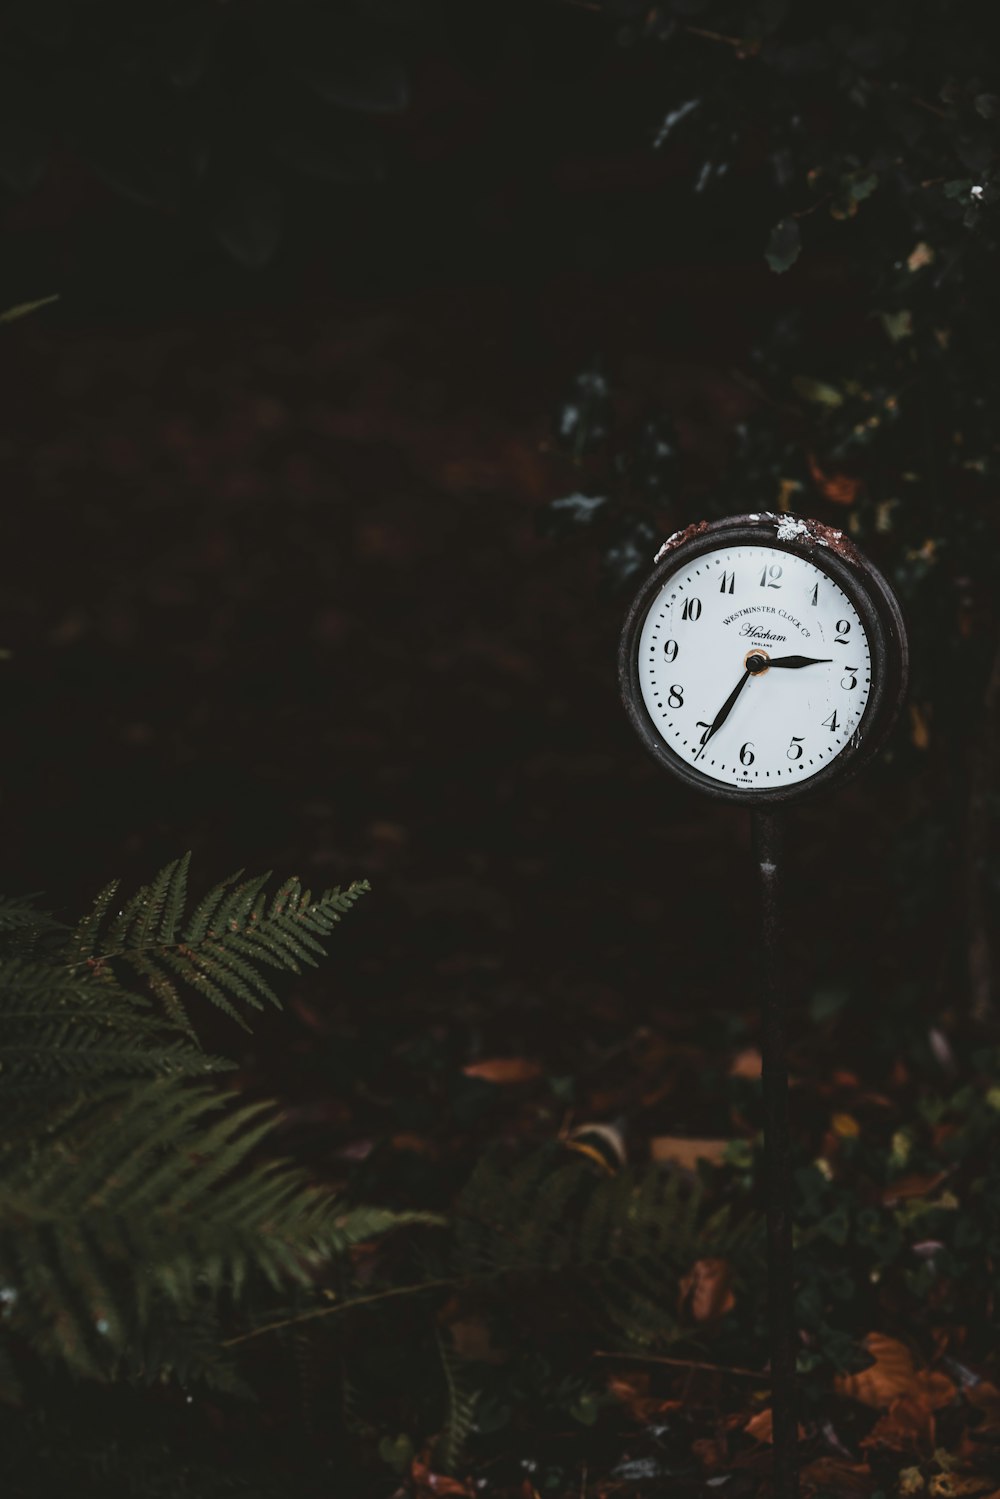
745 649 770 675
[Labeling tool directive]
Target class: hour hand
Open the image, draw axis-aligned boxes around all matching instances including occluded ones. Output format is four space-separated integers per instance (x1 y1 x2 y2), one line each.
762 655 833 669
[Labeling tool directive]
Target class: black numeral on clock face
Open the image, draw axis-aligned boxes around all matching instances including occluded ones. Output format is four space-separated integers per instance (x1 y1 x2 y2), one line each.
681 597 702 621
841 666 858 690
668 684 684 708
834 619 851 645
739 742 755 766
810 582 819 606
822 711 839 732
696 721 711 745
720 570 735 594
759 564 783 589
663 639 679 663
787 735 804 760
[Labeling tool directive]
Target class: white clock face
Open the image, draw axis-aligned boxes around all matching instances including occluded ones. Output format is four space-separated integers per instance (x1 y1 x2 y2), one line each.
636 543 873 789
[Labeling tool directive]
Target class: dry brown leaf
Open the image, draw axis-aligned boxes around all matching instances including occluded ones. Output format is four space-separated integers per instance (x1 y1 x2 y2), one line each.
678 1257 736 1322
606 1371 683 1423
445 1318 501 1363
691 1436 726 1471
742 1407 807 1444
835 1333 955 1411
565 1122 627 1171
807 452 862 506
799 1456 877 1497
965 1381 1000 1433
929 1477 1000 1498
462 1057 543 1084
650 1136 730 1170
882 1171 950 1207
908 241 936 271
910 702 931 750
564 1139 616 1173
391 1133 434 1154
411 1456 475 1497
860 1393 937 1455
729 1047 762 1079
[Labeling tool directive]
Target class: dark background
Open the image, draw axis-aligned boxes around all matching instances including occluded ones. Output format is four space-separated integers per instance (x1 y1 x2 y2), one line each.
0 1 920 1164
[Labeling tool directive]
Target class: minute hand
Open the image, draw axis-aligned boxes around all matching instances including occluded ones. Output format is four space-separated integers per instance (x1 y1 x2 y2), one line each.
694 667 752 762
763 655 833 669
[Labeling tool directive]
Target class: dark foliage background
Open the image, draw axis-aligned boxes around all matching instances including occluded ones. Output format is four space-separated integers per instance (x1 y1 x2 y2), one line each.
3 1 1000 1495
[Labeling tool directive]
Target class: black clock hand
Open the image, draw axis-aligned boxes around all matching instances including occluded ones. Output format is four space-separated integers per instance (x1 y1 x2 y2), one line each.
759 655 833 670
694 667 752 761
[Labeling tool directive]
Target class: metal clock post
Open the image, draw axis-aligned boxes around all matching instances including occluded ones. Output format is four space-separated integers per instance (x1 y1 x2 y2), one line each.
618 513 908 1499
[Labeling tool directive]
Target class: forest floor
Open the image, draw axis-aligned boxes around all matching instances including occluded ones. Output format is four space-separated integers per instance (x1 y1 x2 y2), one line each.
1 284 987 1498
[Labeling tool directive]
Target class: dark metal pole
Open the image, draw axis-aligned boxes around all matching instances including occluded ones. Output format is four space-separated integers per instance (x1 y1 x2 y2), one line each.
750 810 800 1499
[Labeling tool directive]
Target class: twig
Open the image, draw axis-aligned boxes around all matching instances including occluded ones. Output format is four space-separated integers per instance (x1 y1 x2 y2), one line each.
222 1276 458 1346
682 24 746 49
593 1348 769 1382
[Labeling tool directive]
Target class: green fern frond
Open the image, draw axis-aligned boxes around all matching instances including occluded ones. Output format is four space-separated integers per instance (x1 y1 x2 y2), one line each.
454 1148 763 1352
0 894 64 937
119 1300 254 1398
0 1078 421 1381
0 959 230 1100
435 1329 480 1474
67 862 370 1031
68 880 120 960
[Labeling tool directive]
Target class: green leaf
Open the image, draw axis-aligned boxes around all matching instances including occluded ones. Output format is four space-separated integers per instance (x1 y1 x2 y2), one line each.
880 309 913 342
765 218 801 273
0 295 59 324
791 375 844 408
378 1434 415 1473
848 171 878 202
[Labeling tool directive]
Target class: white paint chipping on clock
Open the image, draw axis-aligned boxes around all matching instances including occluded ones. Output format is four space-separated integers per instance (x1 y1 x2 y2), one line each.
636 544 872 789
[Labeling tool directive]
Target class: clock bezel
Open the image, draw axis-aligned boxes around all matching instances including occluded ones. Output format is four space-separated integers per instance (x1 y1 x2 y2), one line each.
618 514 909 806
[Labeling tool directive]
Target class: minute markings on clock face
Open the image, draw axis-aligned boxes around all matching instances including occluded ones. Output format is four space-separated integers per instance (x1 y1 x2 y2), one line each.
636 544 873 789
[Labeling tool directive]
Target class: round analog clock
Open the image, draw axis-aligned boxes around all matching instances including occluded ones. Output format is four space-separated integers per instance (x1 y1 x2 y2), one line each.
618 514 908 804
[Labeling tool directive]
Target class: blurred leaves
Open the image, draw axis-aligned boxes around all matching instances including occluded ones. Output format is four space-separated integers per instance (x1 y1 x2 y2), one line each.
0 293 58 323
0 0 414 266
553 360 613 456
765 217 801 272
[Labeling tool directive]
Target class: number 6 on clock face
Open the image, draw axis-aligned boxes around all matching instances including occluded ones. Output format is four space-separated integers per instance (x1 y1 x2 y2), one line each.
618 515 908 805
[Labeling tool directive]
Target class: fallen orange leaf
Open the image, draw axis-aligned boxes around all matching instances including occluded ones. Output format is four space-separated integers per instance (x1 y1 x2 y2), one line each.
835 1333 955 1412
860 1392 936 1455
799 1456 876 1497
565 1122 627 1172
965 1380 1000 1433
881 1171 950 1207
743 1407 807 1443
678 1257 736 1322
462 1058 543 1084
650 1136 730 1170
411 1457 475 1497
606 1371 683 1423
729 1047 762 1079
910 702 931 749
807 451 862 506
